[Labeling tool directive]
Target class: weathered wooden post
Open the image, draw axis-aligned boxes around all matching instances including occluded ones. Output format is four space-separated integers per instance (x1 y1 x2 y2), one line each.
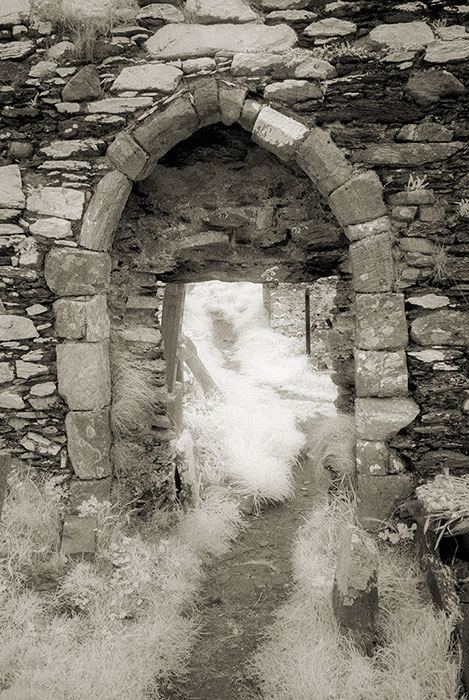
161 283 186 393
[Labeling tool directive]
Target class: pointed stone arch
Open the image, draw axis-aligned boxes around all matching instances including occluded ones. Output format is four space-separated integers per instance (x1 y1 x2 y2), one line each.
45 79 419 548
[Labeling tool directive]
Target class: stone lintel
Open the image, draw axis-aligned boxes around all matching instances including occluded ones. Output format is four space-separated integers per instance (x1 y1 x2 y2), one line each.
133 94 200 159
57 341 111 410
328 171 387 227
295 127 353 197
65 408 112 479
252 106 309 162
350 232 395 293
355 293 408 350
355 397 420 441
355 349 408 398
79 171 132 252
45 248 111 296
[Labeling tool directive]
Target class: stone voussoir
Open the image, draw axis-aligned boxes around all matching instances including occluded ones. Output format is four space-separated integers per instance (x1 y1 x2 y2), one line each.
295 127 353 197
133 94 200 159
218 83 248 126
328 171 387 227
106 132 156 181
80 170 132 252
252 106 309 162
191 76 221 127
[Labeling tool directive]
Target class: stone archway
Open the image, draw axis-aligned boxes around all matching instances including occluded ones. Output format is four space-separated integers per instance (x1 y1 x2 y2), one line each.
43 79 419 552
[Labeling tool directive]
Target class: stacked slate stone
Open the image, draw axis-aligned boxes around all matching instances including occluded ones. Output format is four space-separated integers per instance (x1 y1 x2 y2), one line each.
0 0 468 556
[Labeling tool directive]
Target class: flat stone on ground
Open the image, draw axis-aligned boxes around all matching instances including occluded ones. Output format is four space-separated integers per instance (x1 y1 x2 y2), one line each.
144 23 297 59
111 63 182 92
185 0 258 23
0 41 35 61
0 165 25 209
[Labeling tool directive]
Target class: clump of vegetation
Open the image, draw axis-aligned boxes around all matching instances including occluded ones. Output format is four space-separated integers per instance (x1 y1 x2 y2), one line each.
0 467 244 699
457 198 469 218
305 413 356 483
31 0 139 59
429 243 453 284
406 173 429 192
111 353 162 436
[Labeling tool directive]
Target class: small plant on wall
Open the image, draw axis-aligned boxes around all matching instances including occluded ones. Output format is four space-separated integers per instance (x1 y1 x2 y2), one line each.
415 470 469 548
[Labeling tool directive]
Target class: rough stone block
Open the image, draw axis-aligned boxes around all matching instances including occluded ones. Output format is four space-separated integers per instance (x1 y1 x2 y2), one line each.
355 293 408 350
111 63 182 93
397 123 453 143
68 477 112 513
328 172 386 227
0 362 14 383
238 98 262 131
0 164 25 209
54 295 110 341
62 64 102 102
344 216 392 242
356 440 389 475
106 133 155 181
231 52 285 77
357 474 413 531
252 106 309 162
295 127 353 197
355 349 408 398
61 514 97 558
133 94 199 158
410 309 469 346
332 528 378 655
0 391 25 409
44 248 111 296
389 190 436 206
86 97 153 114
144 23 297 60
351 142 463 166
191 76 220 126
80 171 132 252
29 217 72 239
57 341 111 410
350 233 395 293
218 84 248 126
66 408 112 479
185 0 257 23
355 397 419 441
26 187 85 220
264 79 323 104
0 314 38 341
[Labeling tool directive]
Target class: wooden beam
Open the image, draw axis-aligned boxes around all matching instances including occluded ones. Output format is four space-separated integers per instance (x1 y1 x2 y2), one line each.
161 283 186 392
180 333 220 398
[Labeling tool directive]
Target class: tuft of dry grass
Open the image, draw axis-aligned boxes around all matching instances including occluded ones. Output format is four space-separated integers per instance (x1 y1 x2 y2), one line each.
305 413 356 482
111 353 162 436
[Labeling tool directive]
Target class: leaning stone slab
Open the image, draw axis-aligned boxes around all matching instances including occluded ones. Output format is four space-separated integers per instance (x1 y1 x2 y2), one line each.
219 84 248 126
68 477 112 514
332 528 378 655
45 248 111 296
185 0 257 23
111 63 182 93
191 76 220 127
61 514 97 558
54 295 110 341
410 309 469 346
296 127 352 197
0 314 38 341
252 106 309 162
351 142 464 166
106 133 155 181
57 341 111 410
80 171 132 252
350 233 394 293
356 293 408 350
355 397 419 441
355 349 408 398
27 187 85 221
328 172 386 227
66 408 112 479
0 165 25 209
344 216 391 242
357 474 413 531
133 94 199 158
144 23 297 59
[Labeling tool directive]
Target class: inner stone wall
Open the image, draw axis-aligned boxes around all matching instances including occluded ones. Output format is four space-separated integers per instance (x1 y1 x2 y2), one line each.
0 0 468 552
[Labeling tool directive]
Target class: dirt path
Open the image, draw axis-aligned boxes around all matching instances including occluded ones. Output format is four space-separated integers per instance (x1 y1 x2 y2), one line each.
160 459 329 700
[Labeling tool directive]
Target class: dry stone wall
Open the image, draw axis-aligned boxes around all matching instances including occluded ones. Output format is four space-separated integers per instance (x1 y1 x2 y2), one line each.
0 0 468 550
